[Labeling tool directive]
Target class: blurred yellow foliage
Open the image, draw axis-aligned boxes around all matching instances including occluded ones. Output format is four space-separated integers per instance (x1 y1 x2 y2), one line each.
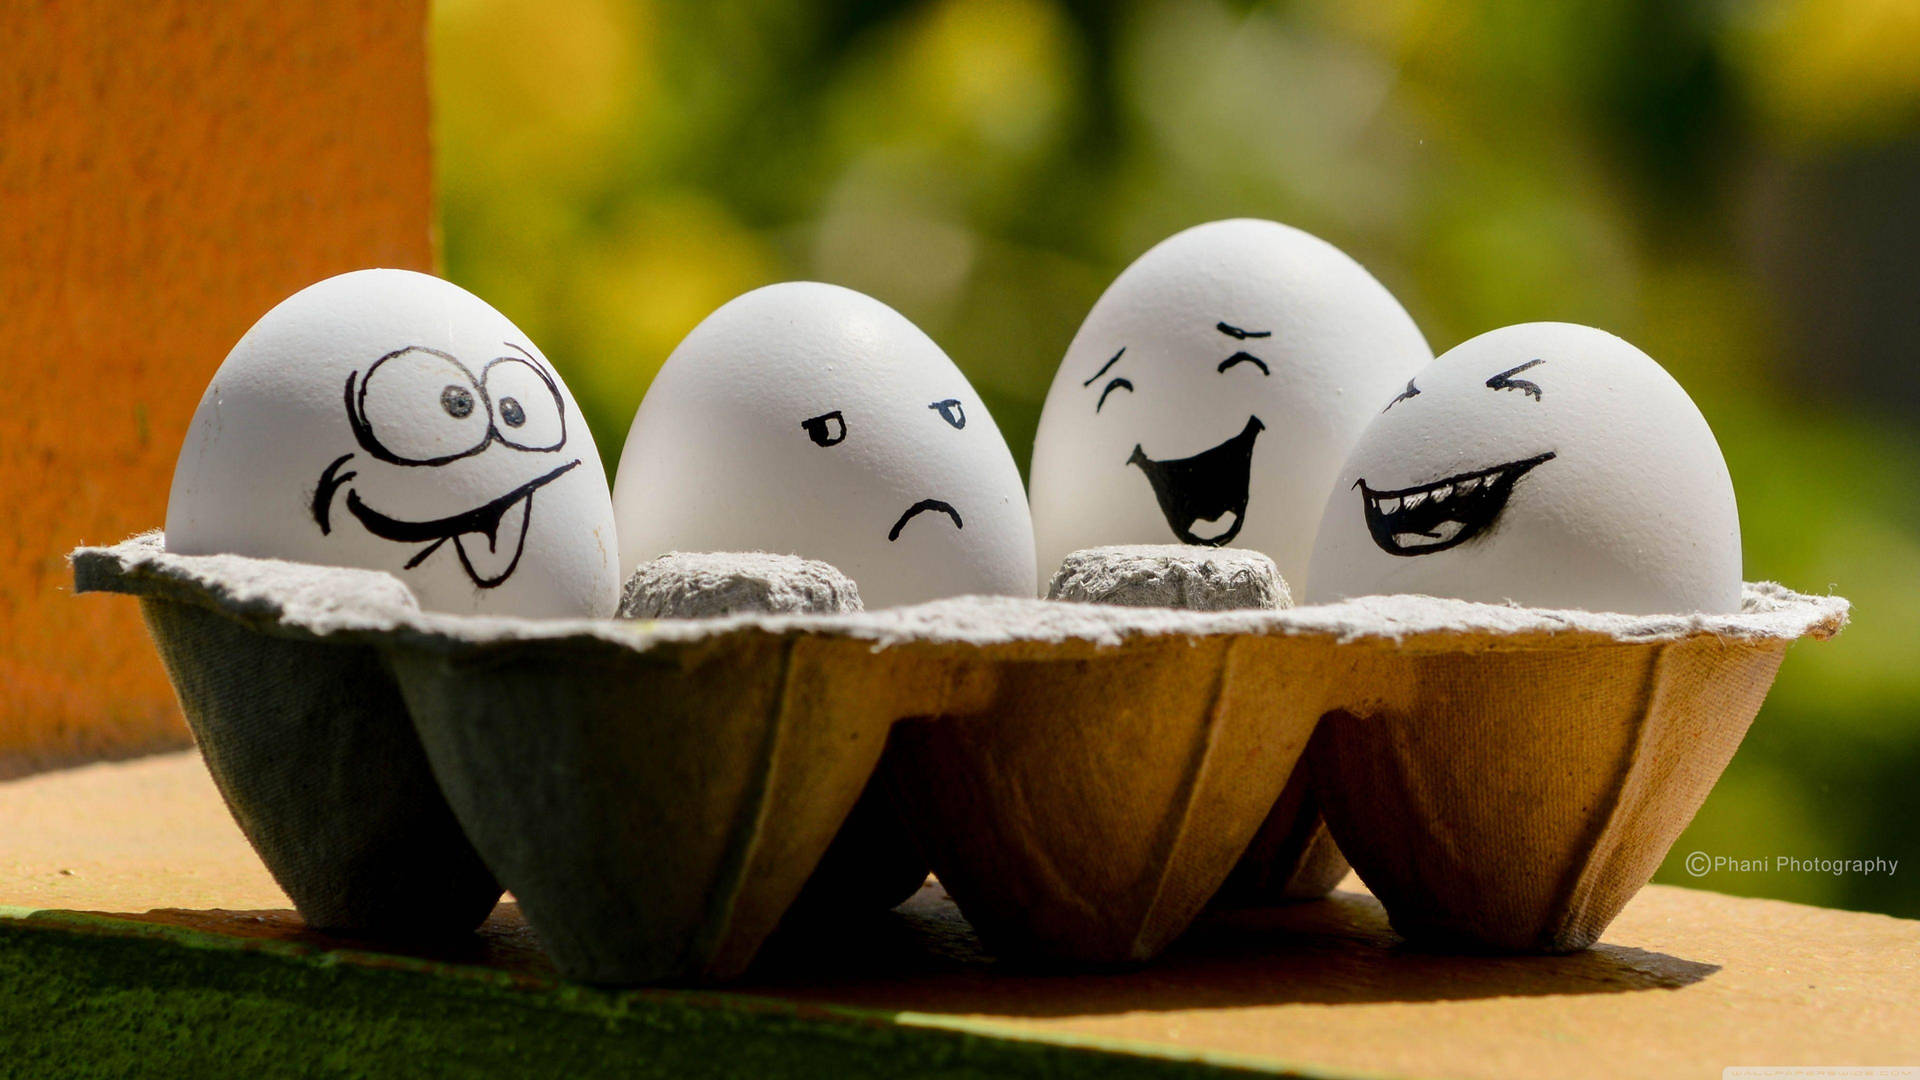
431 0 1920 919
1735 0 1920 142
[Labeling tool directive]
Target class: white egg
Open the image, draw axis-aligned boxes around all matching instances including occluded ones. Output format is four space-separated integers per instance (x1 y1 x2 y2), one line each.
611 282 1036 609
166 269 621 617
1307 322 1742 614
1028 219 1432 593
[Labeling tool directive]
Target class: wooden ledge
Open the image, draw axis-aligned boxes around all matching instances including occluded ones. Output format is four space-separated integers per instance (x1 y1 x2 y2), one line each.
3 752 1915 1078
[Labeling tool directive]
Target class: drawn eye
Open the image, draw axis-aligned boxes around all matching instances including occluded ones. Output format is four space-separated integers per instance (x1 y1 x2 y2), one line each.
441 385 475 419
802 410 846 447
1383 379 1421 412
482 353 566 451
351 346 490 466
1486 359 1546 401
929 398 966 429
1096 378 1134 413
1217 352 1269 376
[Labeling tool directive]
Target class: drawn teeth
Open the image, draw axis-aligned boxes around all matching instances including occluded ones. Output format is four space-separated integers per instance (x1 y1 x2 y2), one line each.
1402 491 1427 510
1483 470 1502 485
1431 484 1452 502
1376 496 1401 514
1456 477 1480 494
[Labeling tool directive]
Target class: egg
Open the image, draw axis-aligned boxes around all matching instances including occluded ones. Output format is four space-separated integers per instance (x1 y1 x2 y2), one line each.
1306 322 1742 614
611 282 1036 609
166 269 621 617
1028 219 1432 593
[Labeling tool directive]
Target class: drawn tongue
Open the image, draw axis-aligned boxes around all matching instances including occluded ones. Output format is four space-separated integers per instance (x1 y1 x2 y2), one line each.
454 494 531 585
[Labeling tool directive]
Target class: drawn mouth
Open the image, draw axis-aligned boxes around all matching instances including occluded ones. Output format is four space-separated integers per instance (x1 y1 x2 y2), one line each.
1357 451 1556 557
1127 416 1264 547
338 459 581 587
888 499 963 542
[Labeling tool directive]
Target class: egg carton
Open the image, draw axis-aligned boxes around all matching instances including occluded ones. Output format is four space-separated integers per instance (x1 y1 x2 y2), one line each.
71 532 1846 982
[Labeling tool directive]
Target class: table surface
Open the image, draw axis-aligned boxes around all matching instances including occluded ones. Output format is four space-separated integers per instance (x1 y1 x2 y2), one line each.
3 751 1916 1079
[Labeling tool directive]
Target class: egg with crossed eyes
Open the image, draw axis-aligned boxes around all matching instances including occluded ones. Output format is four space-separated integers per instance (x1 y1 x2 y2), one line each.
1306 322 1742 614
611 282 1036 609
1028 219 1432 593
166 269 621 617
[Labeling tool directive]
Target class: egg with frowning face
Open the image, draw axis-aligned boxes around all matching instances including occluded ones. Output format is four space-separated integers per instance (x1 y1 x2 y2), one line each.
611 282 1036 609
1028 219 1432 593
1306 322 1742 614
165 269 621 617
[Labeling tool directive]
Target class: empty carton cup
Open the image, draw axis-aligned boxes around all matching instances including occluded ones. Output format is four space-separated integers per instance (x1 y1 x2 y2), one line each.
1306 584 1848 953
70 533 501 937
618 551 927 918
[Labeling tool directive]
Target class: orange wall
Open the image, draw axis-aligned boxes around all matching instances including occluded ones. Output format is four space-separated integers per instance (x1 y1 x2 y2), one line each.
0 2 434 775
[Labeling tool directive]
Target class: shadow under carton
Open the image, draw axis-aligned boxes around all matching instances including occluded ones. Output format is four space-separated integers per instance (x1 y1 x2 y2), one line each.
70 533 1846 979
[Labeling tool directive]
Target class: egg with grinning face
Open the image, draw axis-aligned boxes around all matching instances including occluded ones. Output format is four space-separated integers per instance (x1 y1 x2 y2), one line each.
611 282 1036 609
1028 219 1432 593
1306 321 1742 614
165 269 620 617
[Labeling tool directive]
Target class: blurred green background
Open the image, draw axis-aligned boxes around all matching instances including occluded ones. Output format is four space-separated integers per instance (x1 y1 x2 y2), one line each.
431 0 1920 918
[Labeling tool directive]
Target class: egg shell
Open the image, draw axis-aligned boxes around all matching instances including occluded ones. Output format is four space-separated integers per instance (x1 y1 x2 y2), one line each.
612 282 1036 610
1307 322 1742 614
165 269 620 617
1029 219 1432 593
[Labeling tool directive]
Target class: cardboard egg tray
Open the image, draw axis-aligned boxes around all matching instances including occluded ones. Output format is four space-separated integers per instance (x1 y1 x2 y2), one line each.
71 532 1847 984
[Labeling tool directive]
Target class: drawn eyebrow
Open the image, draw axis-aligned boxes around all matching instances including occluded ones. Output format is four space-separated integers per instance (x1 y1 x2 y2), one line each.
1383 378 1420 412
1217 351 1270 375
1216 322 1272 340
502 341 540 366
1096 378 1134 412
1486 358 1547 400
1082 347 1126 388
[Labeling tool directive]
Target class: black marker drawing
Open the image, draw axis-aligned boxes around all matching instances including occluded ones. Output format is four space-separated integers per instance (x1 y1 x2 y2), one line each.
1096 377 1133 412
889 498 963 542
802 410 847 447
929 398 967 429
1127 416 1265 546
1486 358 1546 400
1216 322 1272 340
1355 451 1556 556
1217 351 1270 375
345 460 580 586
1082 347 1125 387
313 343 578 589
1383 379 1420 412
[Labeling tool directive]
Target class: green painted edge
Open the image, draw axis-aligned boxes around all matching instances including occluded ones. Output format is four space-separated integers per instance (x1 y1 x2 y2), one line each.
0 906 1381 1079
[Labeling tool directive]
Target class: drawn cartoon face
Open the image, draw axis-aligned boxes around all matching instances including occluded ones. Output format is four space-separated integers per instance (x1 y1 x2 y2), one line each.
611 282 1036 609
1306 322 1742 615
1029 219 1432 593
167 270 621 617
318 343 580 589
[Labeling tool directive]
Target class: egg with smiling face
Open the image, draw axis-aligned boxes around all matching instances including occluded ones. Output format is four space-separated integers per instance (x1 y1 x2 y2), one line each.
165 269 620 617
1028 219 1432 592
1307 322 1742 614
611 282 1036 609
